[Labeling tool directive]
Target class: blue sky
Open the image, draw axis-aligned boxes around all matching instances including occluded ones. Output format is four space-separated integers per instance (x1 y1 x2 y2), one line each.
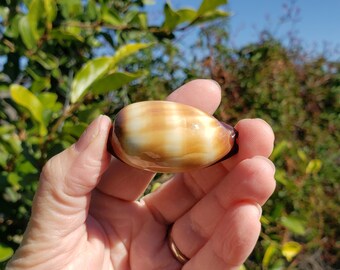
145 0 340 59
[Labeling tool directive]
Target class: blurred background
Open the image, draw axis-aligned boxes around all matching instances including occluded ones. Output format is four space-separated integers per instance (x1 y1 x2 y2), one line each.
0 0 339 269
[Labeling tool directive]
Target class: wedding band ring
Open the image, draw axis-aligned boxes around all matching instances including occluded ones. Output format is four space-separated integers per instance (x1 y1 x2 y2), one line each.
168 226 189 264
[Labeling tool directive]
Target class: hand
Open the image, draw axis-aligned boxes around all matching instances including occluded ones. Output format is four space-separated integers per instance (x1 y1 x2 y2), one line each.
7 80 276 270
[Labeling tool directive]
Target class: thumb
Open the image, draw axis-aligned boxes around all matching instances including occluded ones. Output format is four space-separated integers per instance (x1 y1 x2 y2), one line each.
30 115 112 235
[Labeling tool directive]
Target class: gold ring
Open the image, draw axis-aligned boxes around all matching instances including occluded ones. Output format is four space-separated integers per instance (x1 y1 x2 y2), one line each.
168 226 189 264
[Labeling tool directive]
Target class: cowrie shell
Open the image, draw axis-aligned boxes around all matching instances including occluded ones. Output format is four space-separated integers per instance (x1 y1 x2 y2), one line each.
108 101 238 172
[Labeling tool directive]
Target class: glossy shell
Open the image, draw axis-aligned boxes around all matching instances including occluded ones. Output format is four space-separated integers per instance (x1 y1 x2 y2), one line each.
109 101 237 172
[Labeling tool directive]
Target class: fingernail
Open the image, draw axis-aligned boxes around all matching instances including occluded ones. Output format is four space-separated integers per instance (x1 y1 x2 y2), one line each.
74 115 104 152
210 79 221 89
255 203 262 219
254 118 274 136
254 156 276 173
254 118 271 126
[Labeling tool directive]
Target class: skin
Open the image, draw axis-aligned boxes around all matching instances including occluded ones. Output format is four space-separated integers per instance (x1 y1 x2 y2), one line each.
7 79 276 270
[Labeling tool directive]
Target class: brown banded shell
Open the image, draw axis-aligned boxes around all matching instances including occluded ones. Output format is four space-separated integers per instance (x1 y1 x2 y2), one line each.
108 101 238 173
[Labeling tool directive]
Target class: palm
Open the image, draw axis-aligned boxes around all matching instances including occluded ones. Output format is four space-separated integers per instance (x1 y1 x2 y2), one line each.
86 190 176 270
70 165 246 270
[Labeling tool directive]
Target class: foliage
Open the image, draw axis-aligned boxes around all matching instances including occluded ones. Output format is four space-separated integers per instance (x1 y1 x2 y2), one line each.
188 26 339 269
0 0 228 267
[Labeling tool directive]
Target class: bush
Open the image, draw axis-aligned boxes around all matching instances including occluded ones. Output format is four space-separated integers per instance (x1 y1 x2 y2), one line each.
0 0 228 266
189 27 339 269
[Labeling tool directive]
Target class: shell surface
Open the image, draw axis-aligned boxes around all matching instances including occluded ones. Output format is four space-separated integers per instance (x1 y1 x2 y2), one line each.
109 101 237 172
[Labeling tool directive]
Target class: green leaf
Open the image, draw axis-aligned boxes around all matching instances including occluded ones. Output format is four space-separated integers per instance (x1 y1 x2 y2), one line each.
62 122 87 138
305 159 322 175
18 0 53 48
193 9 229 24
43 0 57 29
0 6 9 21
3 187 21 202
260 215 270 225
27 68 52 92
71 43 150 103
275 169 291 187
281 241 302 262
271 259 286 270
0 132 22 155
137 13 148 29
38 92 58 110
86 0 99 21
281 216 306 235
124 10 140 24
271 140 289 161
58 0 83 18
16 160 38 175
7 172 21 190
163 3 180 31
297 149 307 162
111 43 152 66
87 36 102 48
70 56 114 103
27 0 44 41
127 11 148 29
102 8 124 27
77 104 105 123
50 27 84 42
150 182 162 193
10 84 47 136
262 243 278 268
143 0 155 4
177 8 197 24
0 244 14 262
30 51 59 70
4 14 22 38
92 71 144 95
0 84 9 92
38 92 62 124
0 125 15 136
197 0 227 16
0 150 8 167
19 15 37 49
31 77 51 93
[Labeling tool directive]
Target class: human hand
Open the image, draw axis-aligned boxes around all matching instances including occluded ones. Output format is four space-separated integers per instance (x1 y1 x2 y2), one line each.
7 80 276 270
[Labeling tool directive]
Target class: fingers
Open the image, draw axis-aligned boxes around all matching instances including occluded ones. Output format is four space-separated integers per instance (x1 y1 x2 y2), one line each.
143 118 275 223
221 118 275 171
96 79 222 200
96 158 155 200
170 157 275 259
183 204 261 270
29 115 112 235
166 79 221 114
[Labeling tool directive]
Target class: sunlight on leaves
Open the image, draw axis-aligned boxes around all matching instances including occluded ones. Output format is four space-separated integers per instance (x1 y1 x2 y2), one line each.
92 71 145 95
71 43 151 103
111 43 152 67
71 57 114 103
282 241 302 262
10 84 47 136
281 216 306 235
197 0 227 16
262 243 278 268
0 244 14 262
305 159 322 175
